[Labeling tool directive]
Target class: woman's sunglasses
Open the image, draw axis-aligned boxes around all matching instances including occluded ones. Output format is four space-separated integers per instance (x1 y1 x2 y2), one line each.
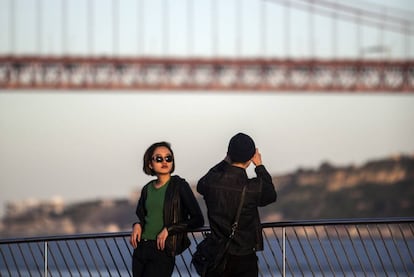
152 155 174 163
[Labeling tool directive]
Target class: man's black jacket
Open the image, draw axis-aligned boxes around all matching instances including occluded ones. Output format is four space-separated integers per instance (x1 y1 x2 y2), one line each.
197 160 277 256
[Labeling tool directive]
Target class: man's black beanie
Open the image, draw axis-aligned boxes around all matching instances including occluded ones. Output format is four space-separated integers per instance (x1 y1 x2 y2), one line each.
227 133 256 163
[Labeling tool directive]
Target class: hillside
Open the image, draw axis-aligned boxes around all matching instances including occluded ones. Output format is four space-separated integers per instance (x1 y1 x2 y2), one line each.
263 154 414 221
1 155 413 238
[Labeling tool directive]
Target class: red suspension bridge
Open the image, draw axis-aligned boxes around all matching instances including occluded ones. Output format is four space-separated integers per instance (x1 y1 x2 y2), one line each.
0 0 413 92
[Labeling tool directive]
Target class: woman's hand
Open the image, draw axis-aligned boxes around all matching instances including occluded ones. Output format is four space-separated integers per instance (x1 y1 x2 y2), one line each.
129 223 142 249
157 227 169 250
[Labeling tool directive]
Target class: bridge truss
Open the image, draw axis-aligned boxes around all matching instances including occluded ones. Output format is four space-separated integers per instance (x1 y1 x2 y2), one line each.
1 56 413 92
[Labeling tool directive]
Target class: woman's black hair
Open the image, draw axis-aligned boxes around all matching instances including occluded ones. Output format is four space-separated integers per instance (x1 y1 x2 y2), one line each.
143 141 175 176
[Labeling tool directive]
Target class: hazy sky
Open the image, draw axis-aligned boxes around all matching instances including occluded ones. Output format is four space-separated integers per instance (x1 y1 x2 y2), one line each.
1 91 414 217
1 0 414 217
0 0 413 58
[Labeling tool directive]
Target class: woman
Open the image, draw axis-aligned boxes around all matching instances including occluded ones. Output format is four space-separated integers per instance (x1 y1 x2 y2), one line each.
130 141 204 277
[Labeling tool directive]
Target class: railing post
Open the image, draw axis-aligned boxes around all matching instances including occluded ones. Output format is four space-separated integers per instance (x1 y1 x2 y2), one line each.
282 227 286 277
44 241 48 277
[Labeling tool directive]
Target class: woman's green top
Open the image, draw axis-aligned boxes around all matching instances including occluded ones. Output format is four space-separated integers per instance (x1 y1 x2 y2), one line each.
141 180 169 240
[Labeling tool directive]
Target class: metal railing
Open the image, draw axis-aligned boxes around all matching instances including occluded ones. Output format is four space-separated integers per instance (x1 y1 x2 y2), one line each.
1 217 413 276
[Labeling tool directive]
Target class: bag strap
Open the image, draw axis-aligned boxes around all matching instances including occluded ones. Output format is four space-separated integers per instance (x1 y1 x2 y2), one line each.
229 184 247 239
209 184 247 266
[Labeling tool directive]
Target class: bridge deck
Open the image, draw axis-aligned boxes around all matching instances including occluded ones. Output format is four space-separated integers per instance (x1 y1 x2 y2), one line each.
1 56 413 92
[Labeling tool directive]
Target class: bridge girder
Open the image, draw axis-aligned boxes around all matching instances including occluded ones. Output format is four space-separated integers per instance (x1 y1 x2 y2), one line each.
1 56 413 92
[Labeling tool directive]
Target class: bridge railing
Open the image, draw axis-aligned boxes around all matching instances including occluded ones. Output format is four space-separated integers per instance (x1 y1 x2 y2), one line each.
0 217 413 276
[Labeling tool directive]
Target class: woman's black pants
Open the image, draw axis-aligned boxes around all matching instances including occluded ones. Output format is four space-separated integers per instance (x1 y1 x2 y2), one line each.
132 240 175 277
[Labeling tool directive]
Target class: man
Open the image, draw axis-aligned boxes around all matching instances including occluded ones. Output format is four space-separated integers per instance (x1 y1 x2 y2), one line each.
197 132 277 277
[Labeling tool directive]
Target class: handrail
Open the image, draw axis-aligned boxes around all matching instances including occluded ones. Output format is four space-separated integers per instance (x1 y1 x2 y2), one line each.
1 217 412 244
261 216 414 227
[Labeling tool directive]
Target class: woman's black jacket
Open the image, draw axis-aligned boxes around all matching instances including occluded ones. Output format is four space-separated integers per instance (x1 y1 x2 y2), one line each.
135 175 204 256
